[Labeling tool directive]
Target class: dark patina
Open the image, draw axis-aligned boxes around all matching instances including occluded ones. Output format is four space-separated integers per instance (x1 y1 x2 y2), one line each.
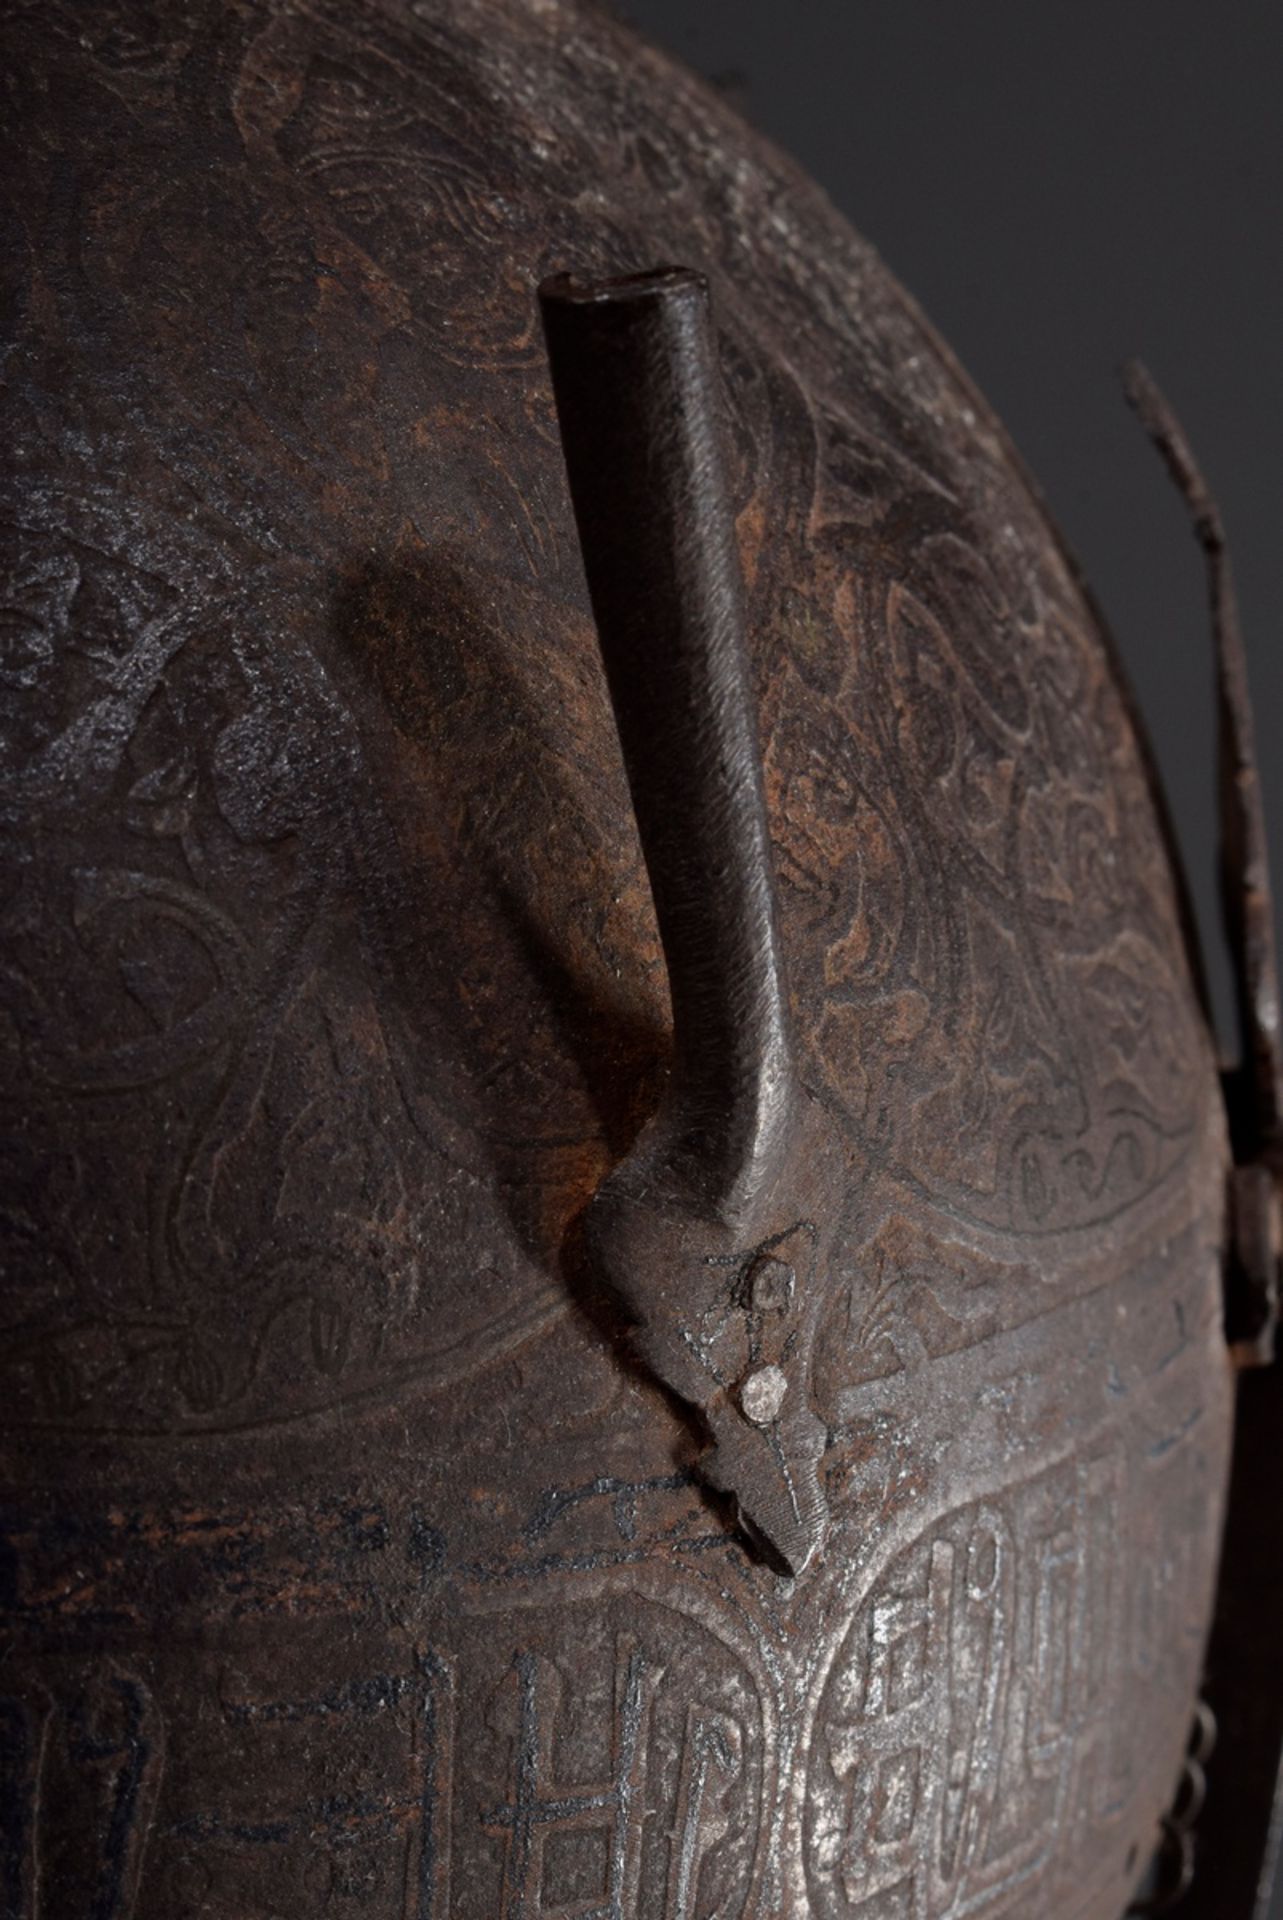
1 2 1278 1915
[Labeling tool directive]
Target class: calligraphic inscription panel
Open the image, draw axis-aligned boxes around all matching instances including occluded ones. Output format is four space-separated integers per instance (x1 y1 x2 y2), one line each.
1 1220 1229 1915
0 0 1232 1915
1 0 1219 1444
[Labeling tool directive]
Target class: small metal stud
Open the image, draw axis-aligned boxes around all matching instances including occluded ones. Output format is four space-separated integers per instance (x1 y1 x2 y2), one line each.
740 1365 788 1426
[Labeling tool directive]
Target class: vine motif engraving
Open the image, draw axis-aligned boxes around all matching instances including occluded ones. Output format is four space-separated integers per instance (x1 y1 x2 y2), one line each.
0 0 1214 1441
0 9 1230 1915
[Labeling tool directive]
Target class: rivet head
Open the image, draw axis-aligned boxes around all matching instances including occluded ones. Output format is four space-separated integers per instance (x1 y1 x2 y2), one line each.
739 1364 788 1426
746 1254 795 1315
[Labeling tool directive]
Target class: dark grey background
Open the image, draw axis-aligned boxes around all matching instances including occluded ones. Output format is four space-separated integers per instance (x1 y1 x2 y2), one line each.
616 6 1283 1913
618 0 1282 1069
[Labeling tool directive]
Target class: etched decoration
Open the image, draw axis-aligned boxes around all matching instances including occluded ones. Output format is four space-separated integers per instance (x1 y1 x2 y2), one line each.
0 1 1235 1916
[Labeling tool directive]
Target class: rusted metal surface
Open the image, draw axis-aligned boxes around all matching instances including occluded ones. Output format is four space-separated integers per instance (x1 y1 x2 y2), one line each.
1122 366 1283 1920
0 1 1247 1914
540 266 842 1575
1126 360 1282 1366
